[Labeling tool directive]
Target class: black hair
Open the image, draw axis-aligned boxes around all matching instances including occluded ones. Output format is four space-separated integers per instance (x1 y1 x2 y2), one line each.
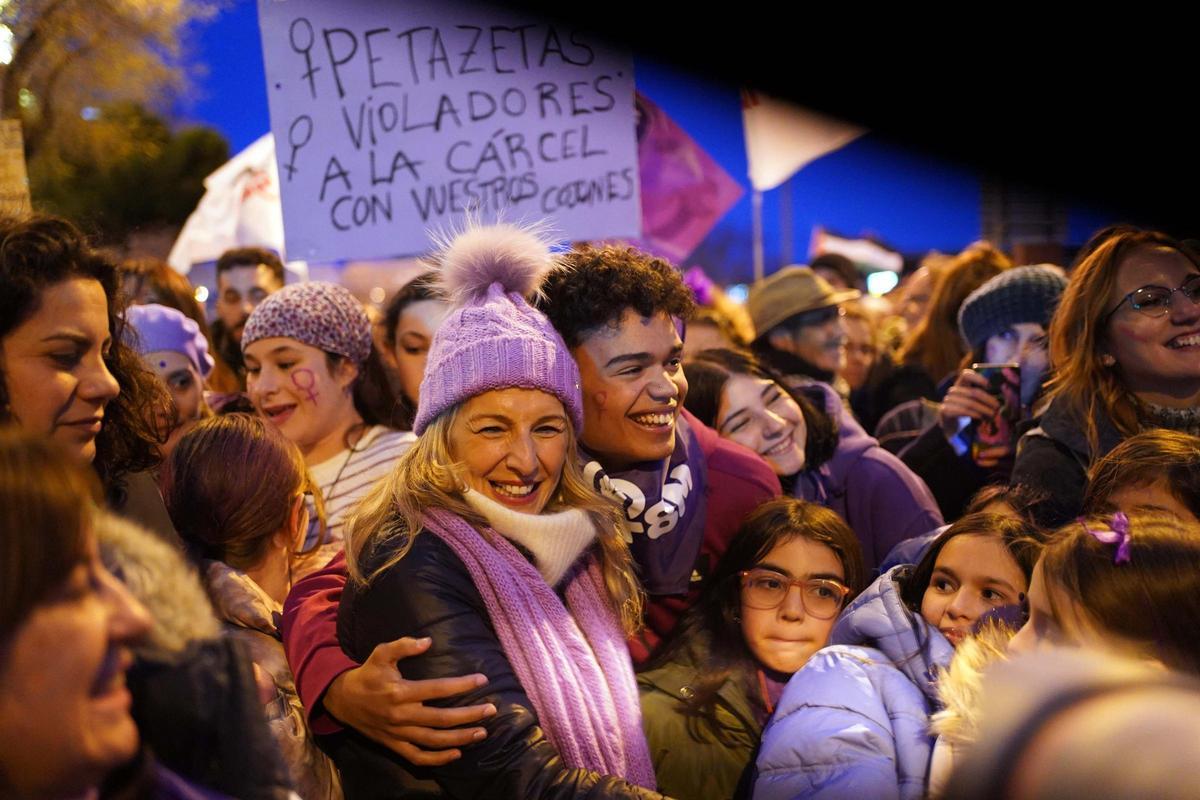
643 498 864 730
535 244 695 349
682 348 839 474
382 272 442 348
899 512 1042 613
0 215 170 492
215 246 285 285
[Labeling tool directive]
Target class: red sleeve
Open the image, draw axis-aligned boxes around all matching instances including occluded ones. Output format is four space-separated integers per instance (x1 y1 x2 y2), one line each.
279 549 358 735
633 413 782 664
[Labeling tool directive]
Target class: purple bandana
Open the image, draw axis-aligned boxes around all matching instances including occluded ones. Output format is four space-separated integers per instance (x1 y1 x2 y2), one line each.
582 413 708 594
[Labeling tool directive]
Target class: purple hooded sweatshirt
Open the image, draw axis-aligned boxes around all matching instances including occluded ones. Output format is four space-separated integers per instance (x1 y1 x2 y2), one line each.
792 382 944 574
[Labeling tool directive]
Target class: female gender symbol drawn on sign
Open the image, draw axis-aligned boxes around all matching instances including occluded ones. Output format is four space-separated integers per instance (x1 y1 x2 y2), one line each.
291 368 319 404
284 115 313 181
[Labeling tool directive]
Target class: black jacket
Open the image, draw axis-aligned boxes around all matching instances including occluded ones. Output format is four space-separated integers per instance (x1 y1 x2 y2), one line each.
1011 397 1125 528
335 530 665 800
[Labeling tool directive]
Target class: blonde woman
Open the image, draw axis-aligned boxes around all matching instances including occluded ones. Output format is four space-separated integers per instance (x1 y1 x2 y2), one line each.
335 224 659 798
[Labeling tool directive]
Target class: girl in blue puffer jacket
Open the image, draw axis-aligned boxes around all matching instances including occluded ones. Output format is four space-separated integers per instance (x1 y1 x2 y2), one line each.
753 512 1042 800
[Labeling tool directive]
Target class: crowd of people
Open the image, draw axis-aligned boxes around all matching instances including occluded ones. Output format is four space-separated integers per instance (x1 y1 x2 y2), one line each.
2 211 1199 799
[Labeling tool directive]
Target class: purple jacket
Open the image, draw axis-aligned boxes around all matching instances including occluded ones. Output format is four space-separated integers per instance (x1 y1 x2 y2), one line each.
792 382 944 574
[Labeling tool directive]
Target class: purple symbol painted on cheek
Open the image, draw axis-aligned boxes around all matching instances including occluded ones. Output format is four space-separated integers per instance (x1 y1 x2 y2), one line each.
158 360 168 369
291 368 319 404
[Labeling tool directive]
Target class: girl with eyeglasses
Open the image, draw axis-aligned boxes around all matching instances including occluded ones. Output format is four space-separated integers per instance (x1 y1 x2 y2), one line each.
637 498 865 800
1012 227 1200 528
753 512 1041 800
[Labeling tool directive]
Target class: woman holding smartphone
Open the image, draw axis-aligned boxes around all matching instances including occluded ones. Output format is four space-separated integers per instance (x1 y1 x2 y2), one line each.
897 266 1068 521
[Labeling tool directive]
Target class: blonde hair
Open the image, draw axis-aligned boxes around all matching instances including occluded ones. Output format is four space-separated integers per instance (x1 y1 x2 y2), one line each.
1045 229 1197 455
344 405 644 634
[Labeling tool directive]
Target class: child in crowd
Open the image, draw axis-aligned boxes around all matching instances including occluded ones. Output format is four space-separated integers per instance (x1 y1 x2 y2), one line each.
639 498 865 800
754 512 1041 800
124 303 215 457
1009 509 1200 673
683 347 942 572
241 281 415 544
929 506 1200 796
1082 428 1200 522
163 413 342 798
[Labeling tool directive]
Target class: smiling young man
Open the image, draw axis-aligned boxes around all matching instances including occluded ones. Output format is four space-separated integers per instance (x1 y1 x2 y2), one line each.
537 244 782 659
278 243 779 764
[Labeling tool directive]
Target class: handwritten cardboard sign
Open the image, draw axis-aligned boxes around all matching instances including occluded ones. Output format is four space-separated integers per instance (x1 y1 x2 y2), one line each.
257 0 640 262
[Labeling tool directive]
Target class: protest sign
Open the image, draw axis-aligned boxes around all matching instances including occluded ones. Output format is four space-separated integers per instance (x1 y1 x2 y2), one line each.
0 121 31 216
257 0 640 262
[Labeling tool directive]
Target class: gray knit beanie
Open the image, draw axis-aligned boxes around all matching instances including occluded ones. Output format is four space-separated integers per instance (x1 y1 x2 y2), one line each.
957 265 1069 353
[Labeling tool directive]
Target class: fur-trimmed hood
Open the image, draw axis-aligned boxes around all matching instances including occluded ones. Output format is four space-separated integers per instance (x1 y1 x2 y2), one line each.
96 510 220 654
930 621 1016 748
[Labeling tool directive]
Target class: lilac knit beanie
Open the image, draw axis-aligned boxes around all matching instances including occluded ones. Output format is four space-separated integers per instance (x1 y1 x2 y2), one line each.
241 281 373 365
124 303 215 378
413 223 583 435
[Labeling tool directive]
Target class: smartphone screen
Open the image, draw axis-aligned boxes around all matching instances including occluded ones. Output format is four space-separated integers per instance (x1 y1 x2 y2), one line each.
963 362 1020 462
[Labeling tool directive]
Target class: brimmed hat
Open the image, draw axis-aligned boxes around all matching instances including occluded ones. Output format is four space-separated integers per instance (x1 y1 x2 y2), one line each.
957 265 1068 353
747 265 861 340
413 223 583 436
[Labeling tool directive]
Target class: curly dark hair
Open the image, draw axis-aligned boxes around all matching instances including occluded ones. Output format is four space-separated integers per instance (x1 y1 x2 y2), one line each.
535 244 695 348
0 215 170 493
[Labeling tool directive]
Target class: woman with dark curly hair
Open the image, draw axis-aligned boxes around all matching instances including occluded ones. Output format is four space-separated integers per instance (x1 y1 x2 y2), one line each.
0 214 176 539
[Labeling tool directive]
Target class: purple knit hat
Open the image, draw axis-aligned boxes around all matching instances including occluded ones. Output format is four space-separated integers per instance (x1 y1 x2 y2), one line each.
413 223 583 436
124 303 215 378
241 281 373 365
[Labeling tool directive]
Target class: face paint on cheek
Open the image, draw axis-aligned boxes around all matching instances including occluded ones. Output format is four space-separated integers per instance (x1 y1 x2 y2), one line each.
291 368 319 404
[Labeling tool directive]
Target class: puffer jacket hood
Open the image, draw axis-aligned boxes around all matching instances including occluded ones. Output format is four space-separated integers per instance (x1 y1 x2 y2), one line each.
831 565 955 705
753 568 955 800
792 383 945 571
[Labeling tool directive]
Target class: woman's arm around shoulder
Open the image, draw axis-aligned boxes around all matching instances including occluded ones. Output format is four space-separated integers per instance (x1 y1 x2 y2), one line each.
340 532 667 800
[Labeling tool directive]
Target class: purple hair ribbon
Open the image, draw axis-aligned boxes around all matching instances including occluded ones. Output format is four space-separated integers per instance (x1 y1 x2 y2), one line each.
1080 511 1132 565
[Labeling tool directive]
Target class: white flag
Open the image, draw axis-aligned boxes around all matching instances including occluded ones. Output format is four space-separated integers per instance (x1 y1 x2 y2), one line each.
168 133 289 274
741 89 866 192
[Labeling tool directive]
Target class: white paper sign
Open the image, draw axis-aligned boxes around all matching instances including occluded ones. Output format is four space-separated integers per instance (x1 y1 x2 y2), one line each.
257 0 641 262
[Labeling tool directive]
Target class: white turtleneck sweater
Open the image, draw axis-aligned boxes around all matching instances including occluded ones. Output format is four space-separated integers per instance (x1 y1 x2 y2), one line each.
462 489 598 586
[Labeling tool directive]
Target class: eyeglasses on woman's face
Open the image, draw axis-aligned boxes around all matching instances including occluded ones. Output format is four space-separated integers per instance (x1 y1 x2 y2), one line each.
1103 273 1200 324
738 568 850 620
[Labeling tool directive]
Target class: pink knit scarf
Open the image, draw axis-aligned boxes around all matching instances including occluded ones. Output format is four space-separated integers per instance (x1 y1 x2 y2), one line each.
423 508 656 789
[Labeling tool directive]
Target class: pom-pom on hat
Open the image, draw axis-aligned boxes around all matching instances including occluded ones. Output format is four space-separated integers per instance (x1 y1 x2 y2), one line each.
241 281 373 365
413 222 583 436
124 303 215 378
957 265 1069 354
